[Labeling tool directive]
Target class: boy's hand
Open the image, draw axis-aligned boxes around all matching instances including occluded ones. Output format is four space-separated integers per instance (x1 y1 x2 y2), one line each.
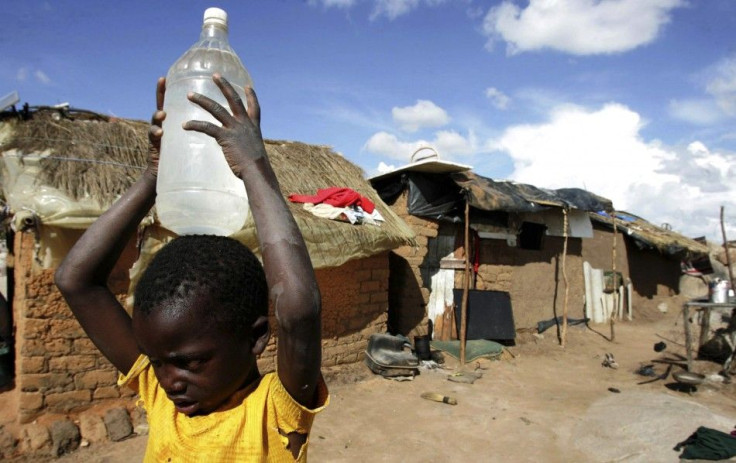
145 77 166 178
182 74 267 177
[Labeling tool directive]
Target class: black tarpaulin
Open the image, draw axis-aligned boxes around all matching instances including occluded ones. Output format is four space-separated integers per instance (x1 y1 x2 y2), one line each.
451 172 613 213
371 170 614 222
554 188 613 212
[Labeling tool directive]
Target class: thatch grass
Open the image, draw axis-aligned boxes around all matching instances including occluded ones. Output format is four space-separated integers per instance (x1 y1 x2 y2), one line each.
0 108 416 268
590 211 709 259
2 110 149 202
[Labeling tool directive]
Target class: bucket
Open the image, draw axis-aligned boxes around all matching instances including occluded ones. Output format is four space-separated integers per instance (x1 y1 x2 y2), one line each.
709 279 730 303
414 335 431 361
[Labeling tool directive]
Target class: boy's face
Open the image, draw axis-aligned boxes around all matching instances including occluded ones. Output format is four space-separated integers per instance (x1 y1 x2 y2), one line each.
132 292 259 416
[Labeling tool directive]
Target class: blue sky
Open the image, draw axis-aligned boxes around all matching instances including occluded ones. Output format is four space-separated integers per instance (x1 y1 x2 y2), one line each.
4 0 736 241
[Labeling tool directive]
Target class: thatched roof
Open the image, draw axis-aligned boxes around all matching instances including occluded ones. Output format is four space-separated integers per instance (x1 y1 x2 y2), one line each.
0 107 415 269
590 211 708 260
1 108 148 203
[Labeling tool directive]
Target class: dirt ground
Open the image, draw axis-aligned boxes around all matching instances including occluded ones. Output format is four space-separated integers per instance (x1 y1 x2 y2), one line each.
29 304 736 462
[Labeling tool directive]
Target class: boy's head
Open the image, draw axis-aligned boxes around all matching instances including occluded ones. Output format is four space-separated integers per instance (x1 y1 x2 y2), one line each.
132 235 270 416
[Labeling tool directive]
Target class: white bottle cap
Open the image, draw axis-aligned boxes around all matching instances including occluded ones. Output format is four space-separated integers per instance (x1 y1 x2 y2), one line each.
204 7 228 27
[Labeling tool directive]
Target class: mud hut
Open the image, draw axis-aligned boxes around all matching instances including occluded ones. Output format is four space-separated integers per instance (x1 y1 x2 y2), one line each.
0 106 415 427
584 210 710 317
370 155 709 343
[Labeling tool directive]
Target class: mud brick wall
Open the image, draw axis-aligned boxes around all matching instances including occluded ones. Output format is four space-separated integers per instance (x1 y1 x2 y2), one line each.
466 235 586 330
582 224 685 315
383 191 436 336
257 251 390 371
381 190 589 335
13 232 137 424
11 231 389 422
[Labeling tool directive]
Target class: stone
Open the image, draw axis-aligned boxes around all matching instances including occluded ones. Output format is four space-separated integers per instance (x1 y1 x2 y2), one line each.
92 385 120 400
20 422 51 453
19 392 43 411
20 356 46 374
45 390 91 412
78 412 107 444
50 419 80 457
104 407 133 442
130 406 149 436
0 426 17 458
73 369 116 390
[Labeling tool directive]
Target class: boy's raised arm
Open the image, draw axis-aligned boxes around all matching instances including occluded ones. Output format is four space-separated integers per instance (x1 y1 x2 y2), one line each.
54 78 167 375
185 75 322 408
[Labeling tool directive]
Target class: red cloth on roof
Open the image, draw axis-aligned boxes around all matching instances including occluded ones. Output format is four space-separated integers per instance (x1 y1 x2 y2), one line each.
288 187 375 214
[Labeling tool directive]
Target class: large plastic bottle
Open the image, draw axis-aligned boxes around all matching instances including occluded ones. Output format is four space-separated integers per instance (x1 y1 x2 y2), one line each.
156 7 253 236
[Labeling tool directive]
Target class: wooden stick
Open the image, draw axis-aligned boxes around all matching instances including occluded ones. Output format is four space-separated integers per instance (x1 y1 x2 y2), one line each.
460 196 470 366
721 206 735 291
684 304 693 372
610 211 617 342
561 208 570 347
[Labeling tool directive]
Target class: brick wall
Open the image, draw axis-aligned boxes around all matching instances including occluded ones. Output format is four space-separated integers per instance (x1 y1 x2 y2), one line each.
582 223 685 315
384 192 436 336
9 231 390 424
12 232 137 423
257 251 389 371
467 234 586 330
382 190 588 335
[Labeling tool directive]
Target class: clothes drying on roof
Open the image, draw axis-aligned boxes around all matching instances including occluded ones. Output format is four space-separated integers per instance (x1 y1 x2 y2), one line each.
302 203 384 225
289 187 375 214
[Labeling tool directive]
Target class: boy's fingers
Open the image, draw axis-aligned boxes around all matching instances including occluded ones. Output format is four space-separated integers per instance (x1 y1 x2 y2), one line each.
182 120 221 138
245 86 261 128
213 74 247 120
148 125 163 150
151 110 166 128
148 125 163 140
156 77 166 111
187 92 235 126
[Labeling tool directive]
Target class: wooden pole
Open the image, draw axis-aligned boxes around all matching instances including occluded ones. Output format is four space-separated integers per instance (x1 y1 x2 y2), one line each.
683 303 693 372
460 197 470 366
721 206 735 291
560 208 570 347
610 211 617 342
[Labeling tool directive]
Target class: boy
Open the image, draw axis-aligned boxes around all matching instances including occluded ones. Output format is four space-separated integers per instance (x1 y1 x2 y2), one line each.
55 75 327 462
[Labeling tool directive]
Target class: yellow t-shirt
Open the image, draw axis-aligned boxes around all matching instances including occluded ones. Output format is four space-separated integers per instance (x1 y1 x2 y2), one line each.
118 355 329 462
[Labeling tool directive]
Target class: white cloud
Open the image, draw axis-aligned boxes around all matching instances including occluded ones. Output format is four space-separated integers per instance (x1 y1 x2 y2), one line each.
705 56 736 116
392 100 450 132
363 131 429 160
377 161 397 174
668 98 723 125
670 56 736 125
434 129 477 155
363 129 477 161
34 70 51 85
310 0 447 20
308 0 356 9
485 87 511 110
490 102 736 240
370 0 420 20
482 0 686 55
16 67 52 85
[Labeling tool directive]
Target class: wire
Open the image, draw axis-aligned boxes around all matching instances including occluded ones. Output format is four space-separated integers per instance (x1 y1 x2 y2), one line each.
4 136 146 153
2 153 145 170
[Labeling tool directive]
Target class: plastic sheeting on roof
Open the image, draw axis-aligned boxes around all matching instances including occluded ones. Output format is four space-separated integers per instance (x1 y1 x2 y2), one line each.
590 211 708 259
451 172 613 213
371 170 613 222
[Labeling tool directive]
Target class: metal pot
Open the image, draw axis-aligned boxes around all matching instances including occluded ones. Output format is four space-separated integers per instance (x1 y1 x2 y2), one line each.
673 371 705 386
709 279 730 303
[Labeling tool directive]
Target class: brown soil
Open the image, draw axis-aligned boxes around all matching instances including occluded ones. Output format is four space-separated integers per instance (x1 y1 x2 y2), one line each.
31 306 736 462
